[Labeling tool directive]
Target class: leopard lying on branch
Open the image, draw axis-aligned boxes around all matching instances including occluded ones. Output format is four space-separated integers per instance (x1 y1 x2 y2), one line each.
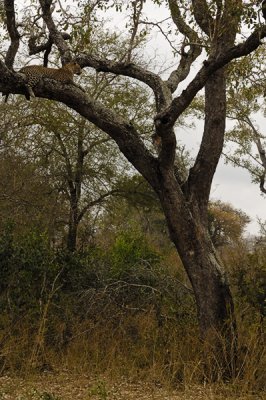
3 61 83 102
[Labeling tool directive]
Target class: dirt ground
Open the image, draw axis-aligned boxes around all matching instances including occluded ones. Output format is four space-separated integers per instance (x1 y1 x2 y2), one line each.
0 373 264 400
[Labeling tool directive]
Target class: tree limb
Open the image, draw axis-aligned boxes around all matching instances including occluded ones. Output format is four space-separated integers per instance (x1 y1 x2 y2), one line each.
54 131 74 193
126 0 144 63
155 26 266 129
77 189 120 223
245 116 266 170
76 54 172 110
39 0 72 63
2 69 160 189
4 0 20 69
192 0 214 36
166 0 202 93
28 32 71 66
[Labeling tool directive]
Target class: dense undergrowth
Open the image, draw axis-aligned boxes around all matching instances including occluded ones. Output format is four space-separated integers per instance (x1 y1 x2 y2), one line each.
0 225 265 394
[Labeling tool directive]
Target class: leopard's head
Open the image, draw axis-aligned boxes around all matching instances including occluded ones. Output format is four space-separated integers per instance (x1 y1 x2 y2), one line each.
67 61 82 75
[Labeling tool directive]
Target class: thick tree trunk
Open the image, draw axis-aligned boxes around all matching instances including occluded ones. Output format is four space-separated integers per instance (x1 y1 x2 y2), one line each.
157 170 237 379
153 69 237 379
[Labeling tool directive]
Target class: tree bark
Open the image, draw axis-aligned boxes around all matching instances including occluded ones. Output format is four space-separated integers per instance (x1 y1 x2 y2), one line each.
153 69 237 379
157 173 237 379
67 200 78 252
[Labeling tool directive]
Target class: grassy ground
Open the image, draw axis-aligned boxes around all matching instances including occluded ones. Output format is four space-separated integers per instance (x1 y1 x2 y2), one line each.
0 373 264 400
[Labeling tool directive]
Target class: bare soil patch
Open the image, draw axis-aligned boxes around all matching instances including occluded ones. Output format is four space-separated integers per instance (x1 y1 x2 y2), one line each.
0 373 264 400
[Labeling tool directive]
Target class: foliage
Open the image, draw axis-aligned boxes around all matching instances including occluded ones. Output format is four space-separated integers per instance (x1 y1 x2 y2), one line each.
226 243 266 318
224 46 266 194
0 225 60 317
208 200 250 247
109 231 161 278
0 151 62 239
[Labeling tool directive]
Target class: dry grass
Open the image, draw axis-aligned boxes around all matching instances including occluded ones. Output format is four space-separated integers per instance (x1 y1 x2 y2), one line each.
0 372 265 400
1 312 265 399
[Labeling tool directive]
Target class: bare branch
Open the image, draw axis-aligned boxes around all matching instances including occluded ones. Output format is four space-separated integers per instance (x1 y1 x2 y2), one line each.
155 26 266 128
166 0 202 92
4 0 20 69
244 116 266 194
228 113 266 181
28 34 53 56
76 54 172 111
78 189 120 222
39 0 72 63
54 131 74 193
127 0 144 63
140 18 179 54
28 32 71 66
244 116 266 170
260 173 266 194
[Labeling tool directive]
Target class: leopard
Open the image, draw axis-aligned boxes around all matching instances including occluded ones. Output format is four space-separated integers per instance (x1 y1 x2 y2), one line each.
3 61 83 102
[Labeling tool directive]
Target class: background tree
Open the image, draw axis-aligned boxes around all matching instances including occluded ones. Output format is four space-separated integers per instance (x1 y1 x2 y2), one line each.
0 150 62 238
1 0 266 379
1 98 126 251
208 200 250 248
225 46 266 194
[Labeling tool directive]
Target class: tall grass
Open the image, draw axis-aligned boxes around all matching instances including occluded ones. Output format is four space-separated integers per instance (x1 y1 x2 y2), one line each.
0 229 264 396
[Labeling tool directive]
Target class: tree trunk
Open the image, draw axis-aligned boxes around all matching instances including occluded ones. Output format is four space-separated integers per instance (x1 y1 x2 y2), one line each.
153 69 237 379
67 195 79 252
67 216 78 252
157 169 237 379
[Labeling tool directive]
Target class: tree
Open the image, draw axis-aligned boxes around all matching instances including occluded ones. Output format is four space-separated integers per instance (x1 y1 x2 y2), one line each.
1 98 126 251
208 200 250 248
225 46 266 194
0 150 62 238
1 0 266 378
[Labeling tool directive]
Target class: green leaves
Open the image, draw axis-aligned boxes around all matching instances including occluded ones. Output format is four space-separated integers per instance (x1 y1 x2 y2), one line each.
225 46 266 193
110 231 160 278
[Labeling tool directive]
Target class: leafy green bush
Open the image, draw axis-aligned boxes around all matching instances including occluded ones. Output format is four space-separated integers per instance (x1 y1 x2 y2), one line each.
109 231 161 279
0 224 61 317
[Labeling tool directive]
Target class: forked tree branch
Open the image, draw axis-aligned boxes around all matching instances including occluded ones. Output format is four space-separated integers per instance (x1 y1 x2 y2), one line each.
76 55 172 111
28 32 71 66
39 0 72 63
155 26 266 129
167 0 202 92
